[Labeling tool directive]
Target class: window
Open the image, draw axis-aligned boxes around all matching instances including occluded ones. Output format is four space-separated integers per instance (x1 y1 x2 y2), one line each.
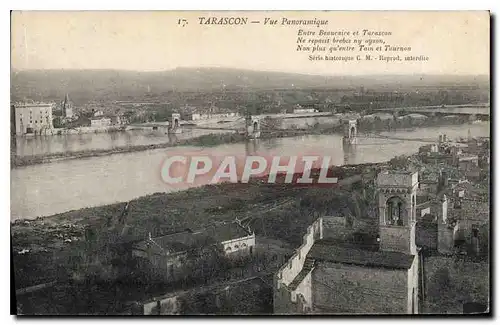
242 243 247 248
386 196 404 226
234 245 239 249
226 246 231 251
472 225 479 238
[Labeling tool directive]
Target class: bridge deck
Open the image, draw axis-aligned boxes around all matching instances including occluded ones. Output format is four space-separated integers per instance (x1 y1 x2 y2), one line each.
375 105 490 116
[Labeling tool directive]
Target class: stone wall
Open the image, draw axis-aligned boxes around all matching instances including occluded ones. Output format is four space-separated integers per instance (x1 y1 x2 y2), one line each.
407 257 419 313
312 262 409 314
377 171 418 188
275 217 322 286
274 217 323 313
429 198 448 223
379 224 416 254
416 222 438 251
294 271 312 309
437 222 456 255
322 216 352 240
222 234 256 257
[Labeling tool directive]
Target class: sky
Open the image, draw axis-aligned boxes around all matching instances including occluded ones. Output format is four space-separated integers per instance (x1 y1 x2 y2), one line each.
11 11 490 75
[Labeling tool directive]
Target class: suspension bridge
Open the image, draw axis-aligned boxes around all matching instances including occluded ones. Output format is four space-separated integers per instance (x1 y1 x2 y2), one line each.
128 111 479 146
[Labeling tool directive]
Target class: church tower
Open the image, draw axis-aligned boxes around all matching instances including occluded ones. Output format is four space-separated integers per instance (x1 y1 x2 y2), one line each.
62 93 73 118
376 170 418 255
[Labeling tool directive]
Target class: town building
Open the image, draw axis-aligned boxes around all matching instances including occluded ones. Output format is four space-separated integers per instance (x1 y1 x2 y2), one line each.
274 170 421 314
457 154 479 172
413 149 488 257
111 115 126 126
12 102 54 135
436 181 489 256
90 116 112 128
293 108 318 114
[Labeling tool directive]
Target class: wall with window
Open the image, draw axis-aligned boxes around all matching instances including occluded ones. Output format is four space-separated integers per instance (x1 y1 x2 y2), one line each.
221 234 256 257
91 118 111 128
14 103 54 135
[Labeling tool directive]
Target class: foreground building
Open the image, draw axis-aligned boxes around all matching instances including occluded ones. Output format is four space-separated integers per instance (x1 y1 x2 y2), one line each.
274 170 421 314
131 221 255 281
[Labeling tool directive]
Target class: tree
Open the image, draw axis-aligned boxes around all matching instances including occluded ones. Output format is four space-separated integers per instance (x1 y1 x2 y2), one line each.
261 116 283 131
52 116 63 128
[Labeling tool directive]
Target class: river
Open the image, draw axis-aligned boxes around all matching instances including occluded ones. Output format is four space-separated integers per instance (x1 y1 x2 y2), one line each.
10 122 489 220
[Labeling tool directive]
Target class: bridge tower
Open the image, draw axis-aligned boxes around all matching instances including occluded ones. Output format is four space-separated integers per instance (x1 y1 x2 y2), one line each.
246 116 261 139
169 113 182 134
342 119 358 146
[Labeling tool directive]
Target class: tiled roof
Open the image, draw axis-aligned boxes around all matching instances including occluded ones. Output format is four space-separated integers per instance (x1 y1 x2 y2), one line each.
133 230 214 255
203 222 252 243
308 242 415 270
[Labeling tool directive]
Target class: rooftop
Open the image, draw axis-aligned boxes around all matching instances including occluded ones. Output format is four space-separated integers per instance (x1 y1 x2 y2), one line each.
458 154 479 161
203 222 252 243
379 170 414 175
90 116 113 120
307 241 415 270
377 170 418 188
133 230 214 255
13 102 54 107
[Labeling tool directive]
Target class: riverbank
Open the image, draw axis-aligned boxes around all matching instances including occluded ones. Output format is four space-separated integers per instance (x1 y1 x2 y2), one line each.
11 162 381 282
11 117 479 168
11 132 246 168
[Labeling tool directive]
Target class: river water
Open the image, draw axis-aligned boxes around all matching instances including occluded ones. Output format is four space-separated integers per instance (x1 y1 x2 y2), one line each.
14 128 230 157
11 122 489 220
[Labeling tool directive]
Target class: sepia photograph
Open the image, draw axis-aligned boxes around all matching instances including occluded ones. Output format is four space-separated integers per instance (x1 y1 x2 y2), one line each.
9 10 491 315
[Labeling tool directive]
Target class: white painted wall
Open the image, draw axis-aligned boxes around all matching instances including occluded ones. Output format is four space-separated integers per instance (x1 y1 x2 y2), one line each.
222 234 256 256
276 218 323 286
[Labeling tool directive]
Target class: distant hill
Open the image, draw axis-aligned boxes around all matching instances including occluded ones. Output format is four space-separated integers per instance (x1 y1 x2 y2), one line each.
10 67 490 104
